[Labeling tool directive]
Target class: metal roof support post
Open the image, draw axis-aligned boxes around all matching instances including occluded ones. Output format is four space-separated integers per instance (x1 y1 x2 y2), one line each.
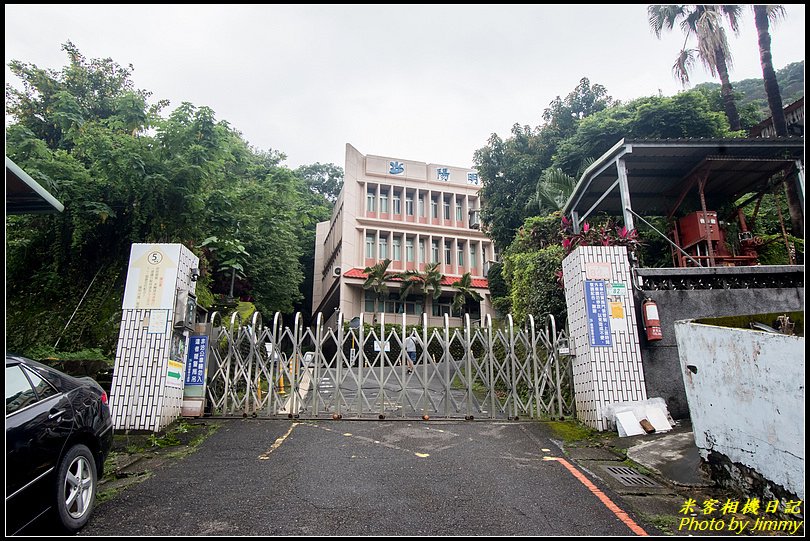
698 173 716 267
616 158 634 232
571 211 581 234
794 159 805 212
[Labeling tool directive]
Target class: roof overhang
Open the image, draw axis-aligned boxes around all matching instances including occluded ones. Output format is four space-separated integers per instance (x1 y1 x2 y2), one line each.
562 137 804 229
6 156 64 214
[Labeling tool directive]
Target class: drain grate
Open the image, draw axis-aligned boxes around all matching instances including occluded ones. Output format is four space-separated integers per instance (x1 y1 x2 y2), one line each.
600 465 661 488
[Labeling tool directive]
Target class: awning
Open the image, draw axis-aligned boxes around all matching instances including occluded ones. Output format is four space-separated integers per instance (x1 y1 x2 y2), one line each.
562 137 804 232
6 156 64 214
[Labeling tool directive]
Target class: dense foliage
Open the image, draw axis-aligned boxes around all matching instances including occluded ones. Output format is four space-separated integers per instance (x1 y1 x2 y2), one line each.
5 43 333 357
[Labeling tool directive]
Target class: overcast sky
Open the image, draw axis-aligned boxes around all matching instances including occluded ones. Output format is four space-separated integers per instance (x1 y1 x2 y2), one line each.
5 4 805 170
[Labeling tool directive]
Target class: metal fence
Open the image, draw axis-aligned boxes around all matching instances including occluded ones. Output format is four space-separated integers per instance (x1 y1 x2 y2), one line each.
205 311 574 420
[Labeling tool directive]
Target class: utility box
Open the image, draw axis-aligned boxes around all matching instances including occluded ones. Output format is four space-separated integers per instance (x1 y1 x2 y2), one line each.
678 211 720 248
110 243 200 432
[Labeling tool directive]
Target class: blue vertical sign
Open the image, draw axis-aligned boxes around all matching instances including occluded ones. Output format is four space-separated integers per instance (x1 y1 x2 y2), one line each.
185 335 208 386
584 280 612 347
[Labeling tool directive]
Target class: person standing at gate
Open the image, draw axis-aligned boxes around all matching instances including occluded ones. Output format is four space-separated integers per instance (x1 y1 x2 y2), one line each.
404 332 417 374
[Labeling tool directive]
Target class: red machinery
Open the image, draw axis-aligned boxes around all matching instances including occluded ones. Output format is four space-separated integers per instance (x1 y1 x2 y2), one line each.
671 210 759 267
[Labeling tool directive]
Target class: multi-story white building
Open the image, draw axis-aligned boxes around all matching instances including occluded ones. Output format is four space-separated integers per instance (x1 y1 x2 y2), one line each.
312 144 495 328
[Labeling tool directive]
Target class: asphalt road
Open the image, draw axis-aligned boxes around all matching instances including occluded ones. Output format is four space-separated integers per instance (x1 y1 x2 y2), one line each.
80 420 654 536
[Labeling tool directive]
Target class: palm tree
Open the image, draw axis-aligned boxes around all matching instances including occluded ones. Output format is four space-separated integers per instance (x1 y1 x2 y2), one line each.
362 258 391 322
423 262 444 313
527 158 594 214
752 5 801 236
648 4 743 131
451 272 484 317
753 5 787 136
394 262 443 317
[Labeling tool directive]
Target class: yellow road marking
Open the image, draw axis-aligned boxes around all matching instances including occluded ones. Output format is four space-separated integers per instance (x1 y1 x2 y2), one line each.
258 422 299 460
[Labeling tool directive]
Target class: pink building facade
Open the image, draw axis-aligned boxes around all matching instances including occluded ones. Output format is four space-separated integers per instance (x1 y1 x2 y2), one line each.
312 144 495 328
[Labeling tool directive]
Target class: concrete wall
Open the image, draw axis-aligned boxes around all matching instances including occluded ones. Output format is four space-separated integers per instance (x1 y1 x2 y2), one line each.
111 243 199 432
562 246 647 430
634 266 804 419
674 320 804 500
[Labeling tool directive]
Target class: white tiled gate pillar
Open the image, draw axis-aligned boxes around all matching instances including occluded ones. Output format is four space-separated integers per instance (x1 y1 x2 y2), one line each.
562 245 646 430
110 243 198 432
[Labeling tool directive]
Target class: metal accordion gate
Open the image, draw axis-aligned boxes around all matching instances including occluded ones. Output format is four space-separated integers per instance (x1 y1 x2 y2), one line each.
205 311 574 420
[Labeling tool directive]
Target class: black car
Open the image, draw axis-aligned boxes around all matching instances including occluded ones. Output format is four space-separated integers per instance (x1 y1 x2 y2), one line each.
5 354 114 535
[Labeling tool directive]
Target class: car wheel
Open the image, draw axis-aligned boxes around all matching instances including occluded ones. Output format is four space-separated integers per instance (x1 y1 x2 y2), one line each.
55 444 97 533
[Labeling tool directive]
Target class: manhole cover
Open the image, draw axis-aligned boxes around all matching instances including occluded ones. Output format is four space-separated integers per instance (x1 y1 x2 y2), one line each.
600 465 661 488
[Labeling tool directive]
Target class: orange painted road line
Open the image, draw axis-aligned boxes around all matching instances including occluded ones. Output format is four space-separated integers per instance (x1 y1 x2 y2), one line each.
546 456 649 536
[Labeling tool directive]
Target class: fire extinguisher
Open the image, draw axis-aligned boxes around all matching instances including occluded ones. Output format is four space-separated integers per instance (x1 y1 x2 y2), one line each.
642 298 663 341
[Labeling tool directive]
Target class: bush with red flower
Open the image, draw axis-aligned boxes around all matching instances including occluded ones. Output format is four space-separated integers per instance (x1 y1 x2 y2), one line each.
561 215 642 255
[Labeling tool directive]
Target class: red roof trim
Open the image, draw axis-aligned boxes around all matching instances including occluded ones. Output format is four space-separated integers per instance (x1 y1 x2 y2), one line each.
343 268 488 289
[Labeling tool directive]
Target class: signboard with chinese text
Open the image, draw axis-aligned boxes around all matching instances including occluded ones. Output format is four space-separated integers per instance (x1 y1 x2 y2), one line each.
122 244 180 309
184 335 209 386
584 280 612 347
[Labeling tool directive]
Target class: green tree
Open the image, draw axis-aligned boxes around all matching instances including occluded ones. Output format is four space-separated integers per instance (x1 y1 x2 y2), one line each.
394 262 444 317
450 272 483 316
648 4 743 131
295 162 344 203
475 78 614 248
362 259 392 322
752 5 801 237
5 43 313 355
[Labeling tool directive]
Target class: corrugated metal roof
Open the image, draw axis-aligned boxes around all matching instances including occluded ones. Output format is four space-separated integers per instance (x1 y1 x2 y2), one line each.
563 137 804 218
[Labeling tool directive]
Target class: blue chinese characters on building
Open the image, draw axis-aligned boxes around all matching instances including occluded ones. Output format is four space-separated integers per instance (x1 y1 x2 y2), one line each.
467 172 480 185
389 161 405 175
185 335 209 385
584 280 612 347
436 167 450 181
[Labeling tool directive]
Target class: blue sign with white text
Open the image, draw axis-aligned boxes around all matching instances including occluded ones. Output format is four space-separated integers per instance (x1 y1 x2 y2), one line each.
584 280 612 347
185 335 209 385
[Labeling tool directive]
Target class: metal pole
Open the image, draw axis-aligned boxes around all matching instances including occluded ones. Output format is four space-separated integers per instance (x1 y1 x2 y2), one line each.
54 267 103 349
336 312 344 418
507 314 517 419
464 313 473 419
443 314 451 418
485 314 495 420
624 207 702 267
422 312 429 418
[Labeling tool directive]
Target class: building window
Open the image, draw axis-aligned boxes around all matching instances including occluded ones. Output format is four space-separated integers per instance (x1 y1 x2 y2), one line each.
419 240 426 263
470 244 477 268
379 236 388 259
456 200 463 221
393 237 401 261
431 198 438 219
380 191 389 213
444 242 451 265
367 190 376 213
366 234 375 259
432 240 439 263
393 192 401 214
406 239 414 262
432 298 453 317
405 194 414 216
443 199 450 220
418 196 425 217
457 243 464 266
365 290 377 313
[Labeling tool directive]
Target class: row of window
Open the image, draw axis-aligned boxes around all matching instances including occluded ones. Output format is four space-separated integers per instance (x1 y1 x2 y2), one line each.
363 292 481 318
367 190 470 221
365 235 477 266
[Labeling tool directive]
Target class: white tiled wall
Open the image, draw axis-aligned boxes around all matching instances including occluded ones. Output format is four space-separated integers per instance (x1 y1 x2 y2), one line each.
562 246 647 430
111 244 198 432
